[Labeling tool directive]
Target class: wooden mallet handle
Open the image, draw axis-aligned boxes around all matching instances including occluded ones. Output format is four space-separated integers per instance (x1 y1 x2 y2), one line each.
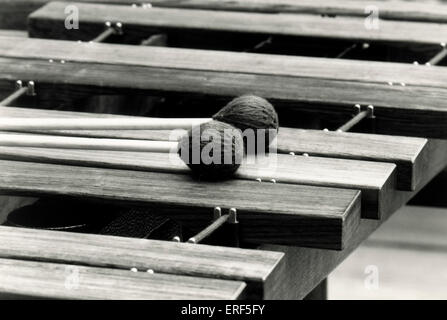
0 117 211 131
0 133 179 153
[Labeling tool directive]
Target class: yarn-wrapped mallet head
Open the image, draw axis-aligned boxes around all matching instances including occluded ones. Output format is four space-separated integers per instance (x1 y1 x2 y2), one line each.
212 95 279 151
0 94 277 180
178 120 244 180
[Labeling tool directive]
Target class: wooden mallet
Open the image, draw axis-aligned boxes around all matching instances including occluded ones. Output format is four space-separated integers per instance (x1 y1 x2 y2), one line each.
0 95 278 178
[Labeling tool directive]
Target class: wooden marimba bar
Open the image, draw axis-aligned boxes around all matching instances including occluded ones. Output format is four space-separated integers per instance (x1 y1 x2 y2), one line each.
0 0 446 299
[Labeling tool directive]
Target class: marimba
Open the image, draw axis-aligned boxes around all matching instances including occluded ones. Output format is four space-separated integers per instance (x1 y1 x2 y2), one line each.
0 0 446 300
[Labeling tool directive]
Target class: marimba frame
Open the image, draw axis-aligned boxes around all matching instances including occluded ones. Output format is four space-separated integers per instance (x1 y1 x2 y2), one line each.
0 0 447 300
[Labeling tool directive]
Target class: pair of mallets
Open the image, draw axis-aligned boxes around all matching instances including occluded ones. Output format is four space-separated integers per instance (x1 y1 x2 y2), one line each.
0 95 279 179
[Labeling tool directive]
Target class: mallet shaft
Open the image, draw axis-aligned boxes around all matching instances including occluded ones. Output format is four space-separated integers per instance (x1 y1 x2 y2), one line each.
0 117 211 131
0 133 178 153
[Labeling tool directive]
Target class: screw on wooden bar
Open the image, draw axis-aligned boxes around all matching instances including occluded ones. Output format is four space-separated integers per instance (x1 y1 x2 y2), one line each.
367 105 375 118
0 80 36 106
228 208 238 224
27 81 36 96
171 236 181 242
213 207 222 220
336 104 374 132
425 42 447 66
90 21 123 43
140 34 167 46
131 3 152 8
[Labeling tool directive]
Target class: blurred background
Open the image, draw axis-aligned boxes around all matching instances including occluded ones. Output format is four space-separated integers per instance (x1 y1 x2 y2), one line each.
329 205 447 299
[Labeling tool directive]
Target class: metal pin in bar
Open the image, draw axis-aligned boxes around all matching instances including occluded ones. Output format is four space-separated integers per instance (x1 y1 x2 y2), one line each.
140 34 167 46
0 81 35 106
336 42 369 59
244 36 273 53
187 214 230 244
427 43 447 66
336 105 373 132
335 43 357 59
90 21 123 43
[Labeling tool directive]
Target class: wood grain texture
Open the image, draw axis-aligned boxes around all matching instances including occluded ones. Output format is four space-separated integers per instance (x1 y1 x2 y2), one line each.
29 2 447 45
146 0 447 24
277 127 429 191
0 107 425 193
1 37 446 89
260 137 447 299
0 225 285 299
0 63 446 140
1 39 447 138
0 159 361 250
0 257 246 299
3 0 447 30
0 145 395 219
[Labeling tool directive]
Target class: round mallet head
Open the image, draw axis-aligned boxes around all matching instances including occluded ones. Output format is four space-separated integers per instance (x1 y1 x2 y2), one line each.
212 95 279 152
178 120 244 180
